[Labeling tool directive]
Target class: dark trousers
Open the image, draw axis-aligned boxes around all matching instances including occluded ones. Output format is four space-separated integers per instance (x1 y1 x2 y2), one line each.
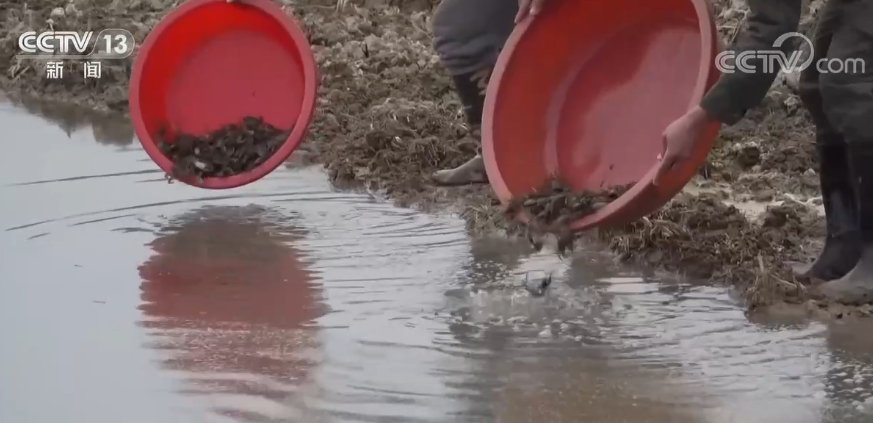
431 0 517 76
799 0 873 145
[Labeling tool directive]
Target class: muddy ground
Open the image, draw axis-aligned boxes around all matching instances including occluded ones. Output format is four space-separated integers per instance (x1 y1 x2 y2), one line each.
2 0 870 318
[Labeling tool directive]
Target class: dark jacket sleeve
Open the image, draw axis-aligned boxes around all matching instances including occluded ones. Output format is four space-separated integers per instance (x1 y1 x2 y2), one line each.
700 0 803 125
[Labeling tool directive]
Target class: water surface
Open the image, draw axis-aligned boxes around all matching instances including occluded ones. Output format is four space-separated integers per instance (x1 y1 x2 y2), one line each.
1 98 872 423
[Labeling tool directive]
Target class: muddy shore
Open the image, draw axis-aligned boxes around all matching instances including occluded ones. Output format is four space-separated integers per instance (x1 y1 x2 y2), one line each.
2 0 870 318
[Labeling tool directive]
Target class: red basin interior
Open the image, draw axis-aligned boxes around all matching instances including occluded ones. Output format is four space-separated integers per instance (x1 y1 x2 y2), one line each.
129 0 317 189
483 0 720 230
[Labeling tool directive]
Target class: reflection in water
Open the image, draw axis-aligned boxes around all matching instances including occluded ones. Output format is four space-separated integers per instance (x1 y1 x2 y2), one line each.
495 260 701 423
90 119 135 146
464 238 529 287
446 242 703 423
14 96 134 146
447 238 529 420
825 323 873 419
138 205 323 422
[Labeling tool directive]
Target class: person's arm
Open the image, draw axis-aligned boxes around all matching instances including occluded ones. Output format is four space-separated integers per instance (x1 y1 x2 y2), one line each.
700 0 803 125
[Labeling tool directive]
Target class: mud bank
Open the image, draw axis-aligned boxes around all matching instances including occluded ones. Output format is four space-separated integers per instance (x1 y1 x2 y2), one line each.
2 0 870 317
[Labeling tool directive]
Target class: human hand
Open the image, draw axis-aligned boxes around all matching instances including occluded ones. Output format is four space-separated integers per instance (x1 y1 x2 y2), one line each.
515 0 546 23
653 106 712 186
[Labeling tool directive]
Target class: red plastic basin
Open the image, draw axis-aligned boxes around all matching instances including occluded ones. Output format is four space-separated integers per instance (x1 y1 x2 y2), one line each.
483 0 721 230
129 0 317 189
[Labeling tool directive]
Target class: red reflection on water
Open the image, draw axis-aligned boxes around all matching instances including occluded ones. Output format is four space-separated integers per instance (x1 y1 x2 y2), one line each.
137 206 322 421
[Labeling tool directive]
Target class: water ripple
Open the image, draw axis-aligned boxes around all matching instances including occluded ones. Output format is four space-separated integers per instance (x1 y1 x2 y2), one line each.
3 99 873 423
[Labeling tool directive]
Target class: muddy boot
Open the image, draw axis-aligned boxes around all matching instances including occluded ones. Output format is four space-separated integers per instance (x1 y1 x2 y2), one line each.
791 143 861 281
432 71 489 186
820 144 873 304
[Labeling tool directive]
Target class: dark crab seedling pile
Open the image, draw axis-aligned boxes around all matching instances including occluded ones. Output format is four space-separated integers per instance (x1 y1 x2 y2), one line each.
158 116 290 181
504 177 634 255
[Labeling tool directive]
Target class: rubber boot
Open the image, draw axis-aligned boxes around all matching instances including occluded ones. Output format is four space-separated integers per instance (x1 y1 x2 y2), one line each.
791 142 861 281
820 143 873 304
432 70 488 186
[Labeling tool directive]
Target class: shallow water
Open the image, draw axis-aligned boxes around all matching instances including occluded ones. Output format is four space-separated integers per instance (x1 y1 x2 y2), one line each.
1 98 872 423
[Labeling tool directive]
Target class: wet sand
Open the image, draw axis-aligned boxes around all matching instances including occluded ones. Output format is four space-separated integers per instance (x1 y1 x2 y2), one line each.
3 97 873 422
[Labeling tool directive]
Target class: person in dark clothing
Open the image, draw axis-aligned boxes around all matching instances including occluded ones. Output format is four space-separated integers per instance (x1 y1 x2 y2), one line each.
655 0 873 304
430 0 545 185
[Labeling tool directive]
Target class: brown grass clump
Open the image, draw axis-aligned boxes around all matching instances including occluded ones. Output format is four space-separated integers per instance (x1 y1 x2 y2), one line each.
600 193 824 308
